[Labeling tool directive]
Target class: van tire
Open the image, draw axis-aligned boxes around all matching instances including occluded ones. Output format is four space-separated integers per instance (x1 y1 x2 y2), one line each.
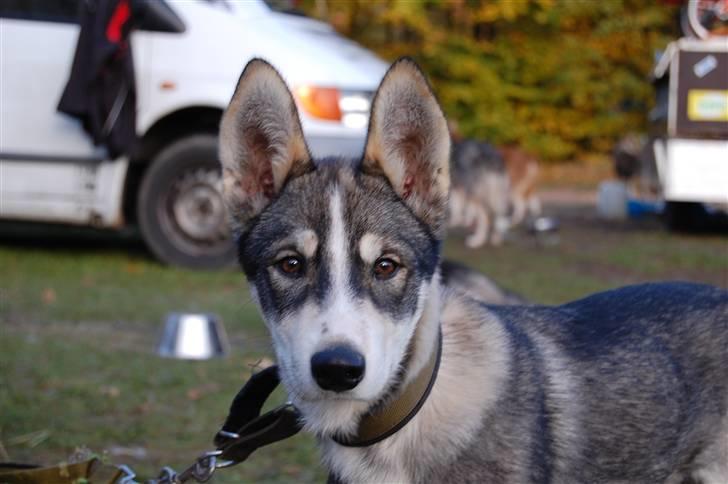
137 135 236 269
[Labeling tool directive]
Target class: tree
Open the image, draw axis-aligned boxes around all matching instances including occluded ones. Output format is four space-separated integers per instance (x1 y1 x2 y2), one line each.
302 0 679 161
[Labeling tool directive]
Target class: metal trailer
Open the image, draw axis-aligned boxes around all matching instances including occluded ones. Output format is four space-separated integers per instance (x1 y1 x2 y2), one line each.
649 36 728 229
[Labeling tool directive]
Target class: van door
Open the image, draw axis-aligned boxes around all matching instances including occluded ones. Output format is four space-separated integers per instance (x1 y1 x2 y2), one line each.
0 1 105 159
0 1 130 225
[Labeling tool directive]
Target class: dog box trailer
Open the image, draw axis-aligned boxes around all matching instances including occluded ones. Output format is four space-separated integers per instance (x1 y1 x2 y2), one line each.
0 0 387 268
650 37 728 229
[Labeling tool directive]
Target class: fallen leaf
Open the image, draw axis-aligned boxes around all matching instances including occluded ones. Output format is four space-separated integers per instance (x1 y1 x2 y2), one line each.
100 385 121 398
41 288 56 305
284 465 303 476
186 382 220 401
123 262 143 274
186 388 202 401
133 401 153 415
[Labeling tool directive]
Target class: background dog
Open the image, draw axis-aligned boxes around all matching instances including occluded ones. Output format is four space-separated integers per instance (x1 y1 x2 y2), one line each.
449 137 511 247
219 58 727 483
447 130 542 248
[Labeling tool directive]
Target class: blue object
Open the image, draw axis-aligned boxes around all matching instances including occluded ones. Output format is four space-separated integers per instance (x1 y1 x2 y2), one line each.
627 199 664 218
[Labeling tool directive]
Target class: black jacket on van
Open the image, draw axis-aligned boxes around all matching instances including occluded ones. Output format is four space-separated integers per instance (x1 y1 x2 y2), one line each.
58 0 137 159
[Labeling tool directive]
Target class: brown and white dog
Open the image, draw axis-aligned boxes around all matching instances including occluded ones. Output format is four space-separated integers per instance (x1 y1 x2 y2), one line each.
448 138 511 247
447 132 541 248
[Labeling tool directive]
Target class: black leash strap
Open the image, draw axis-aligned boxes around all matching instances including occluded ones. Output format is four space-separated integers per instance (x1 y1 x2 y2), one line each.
215 364 284 446
148 364 302 483
153 364 302 483
213 364 303 465
215 402 302 465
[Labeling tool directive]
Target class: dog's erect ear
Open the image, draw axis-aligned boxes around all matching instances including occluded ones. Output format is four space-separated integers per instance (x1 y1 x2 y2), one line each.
219 59 313 233
362 58 451 239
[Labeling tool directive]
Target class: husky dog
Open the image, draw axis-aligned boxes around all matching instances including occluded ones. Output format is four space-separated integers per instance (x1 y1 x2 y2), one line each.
219 58 728 483
448 138 511 247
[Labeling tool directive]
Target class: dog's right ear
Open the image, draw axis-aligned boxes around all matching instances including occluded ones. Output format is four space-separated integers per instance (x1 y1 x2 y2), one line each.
362 58 450 239
219 59 312 233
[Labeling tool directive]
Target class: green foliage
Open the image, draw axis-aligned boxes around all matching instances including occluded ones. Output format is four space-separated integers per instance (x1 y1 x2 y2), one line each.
303 0 679 161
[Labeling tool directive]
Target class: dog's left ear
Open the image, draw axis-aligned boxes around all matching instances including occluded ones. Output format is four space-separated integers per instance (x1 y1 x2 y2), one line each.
362 58 450 239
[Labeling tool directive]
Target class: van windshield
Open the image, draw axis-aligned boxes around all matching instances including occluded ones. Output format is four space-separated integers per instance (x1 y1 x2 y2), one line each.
203 0 307 17
262 0 307 16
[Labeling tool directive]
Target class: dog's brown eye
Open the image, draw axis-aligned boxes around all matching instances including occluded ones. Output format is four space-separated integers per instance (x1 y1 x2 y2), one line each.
278 256 303 275
373 257 398 279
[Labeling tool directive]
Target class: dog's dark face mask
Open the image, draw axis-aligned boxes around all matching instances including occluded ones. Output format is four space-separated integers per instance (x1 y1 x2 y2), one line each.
219 58 450 437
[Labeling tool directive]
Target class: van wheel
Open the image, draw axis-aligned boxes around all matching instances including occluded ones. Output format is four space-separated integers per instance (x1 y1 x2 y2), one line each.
137 135 236 269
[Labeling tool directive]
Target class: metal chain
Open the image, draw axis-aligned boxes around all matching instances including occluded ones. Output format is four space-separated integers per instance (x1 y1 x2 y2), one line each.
116 447 238 484
111 383 300 483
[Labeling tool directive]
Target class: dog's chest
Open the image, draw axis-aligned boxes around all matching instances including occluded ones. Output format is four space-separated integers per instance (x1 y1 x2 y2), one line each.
323 441 413 484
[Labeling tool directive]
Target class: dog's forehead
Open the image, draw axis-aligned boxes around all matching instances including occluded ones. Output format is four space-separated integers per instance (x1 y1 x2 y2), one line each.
259 162 425 245
240 160 439 322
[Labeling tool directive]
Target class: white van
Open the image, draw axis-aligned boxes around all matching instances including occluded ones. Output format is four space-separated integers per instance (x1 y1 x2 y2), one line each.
0 0 387 268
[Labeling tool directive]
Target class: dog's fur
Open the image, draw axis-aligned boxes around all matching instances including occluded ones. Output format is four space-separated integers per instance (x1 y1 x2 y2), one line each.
220 58 728 483
440 260 526 306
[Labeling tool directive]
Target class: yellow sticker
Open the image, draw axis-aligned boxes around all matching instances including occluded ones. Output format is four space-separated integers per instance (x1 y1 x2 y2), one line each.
687 90 728 121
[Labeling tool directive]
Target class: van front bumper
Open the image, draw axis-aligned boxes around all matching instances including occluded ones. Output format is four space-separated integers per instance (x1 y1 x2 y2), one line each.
307 134 366 160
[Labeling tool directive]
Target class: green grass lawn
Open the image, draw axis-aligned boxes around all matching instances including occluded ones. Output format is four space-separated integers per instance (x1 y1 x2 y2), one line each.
1 210 726 482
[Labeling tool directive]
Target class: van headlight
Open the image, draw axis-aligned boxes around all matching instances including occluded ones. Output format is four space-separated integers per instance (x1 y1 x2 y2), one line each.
295 86 371 128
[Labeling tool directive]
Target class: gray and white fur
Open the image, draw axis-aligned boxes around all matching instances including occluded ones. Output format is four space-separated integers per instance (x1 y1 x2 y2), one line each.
219 58 728 484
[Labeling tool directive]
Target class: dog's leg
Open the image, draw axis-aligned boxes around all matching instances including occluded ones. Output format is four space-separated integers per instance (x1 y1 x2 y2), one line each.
490 215 510 246
465 204 489 249
448 189 466 228
527 194 542 219
511 194 527 226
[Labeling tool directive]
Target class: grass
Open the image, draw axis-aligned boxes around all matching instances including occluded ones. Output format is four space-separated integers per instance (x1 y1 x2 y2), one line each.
1 207 726 482
0 241 322 483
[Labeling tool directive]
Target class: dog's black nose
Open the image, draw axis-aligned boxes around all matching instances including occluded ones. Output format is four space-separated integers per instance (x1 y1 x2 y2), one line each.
311 346 365 392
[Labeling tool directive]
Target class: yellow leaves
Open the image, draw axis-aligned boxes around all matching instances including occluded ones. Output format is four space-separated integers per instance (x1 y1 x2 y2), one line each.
303 0 679 161
535 0 556 8
474 0 532 23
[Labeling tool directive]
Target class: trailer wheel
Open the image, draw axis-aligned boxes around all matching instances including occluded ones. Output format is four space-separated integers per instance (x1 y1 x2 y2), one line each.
137 135 236 269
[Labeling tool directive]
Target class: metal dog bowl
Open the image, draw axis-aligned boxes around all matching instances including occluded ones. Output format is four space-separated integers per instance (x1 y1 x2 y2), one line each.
529 216 559 233
158 313 229 360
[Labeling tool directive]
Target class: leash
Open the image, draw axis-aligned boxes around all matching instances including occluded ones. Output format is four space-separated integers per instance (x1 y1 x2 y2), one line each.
0 365 302 484
1 333 443 483
144 364 303 483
